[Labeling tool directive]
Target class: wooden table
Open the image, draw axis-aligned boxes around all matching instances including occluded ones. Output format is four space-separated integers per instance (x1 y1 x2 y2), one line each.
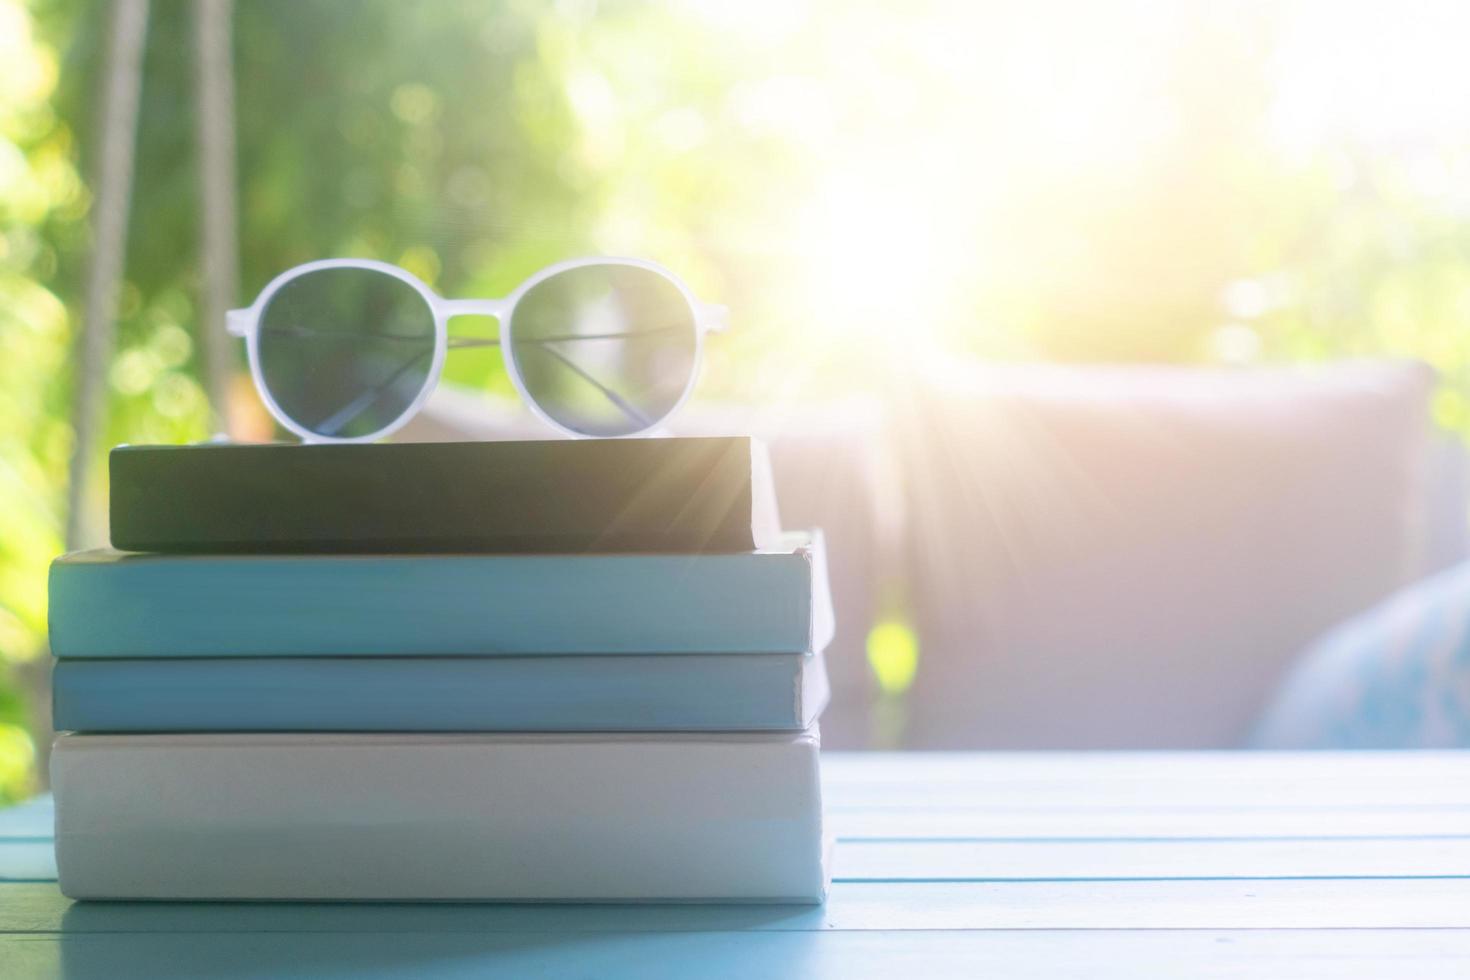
4 752 1470 978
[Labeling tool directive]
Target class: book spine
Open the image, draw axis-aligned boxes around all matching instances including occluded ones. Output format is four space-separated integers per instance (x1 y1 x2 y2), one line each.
52 655 820 733
52 732 827 902
49 549 817 657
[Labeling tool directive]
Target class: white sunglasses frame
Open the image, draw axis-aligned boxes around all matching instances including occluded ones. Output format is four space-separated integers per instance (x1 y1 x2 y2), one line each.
226 255 729 443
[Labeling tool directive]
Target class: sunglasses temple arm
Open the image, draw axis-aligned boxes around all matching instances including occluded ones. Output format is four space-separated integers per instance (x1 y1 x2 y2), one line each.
312 348 434 437
311 343 650 437
255 327 683 347
535 346 652 430
451 325 687 348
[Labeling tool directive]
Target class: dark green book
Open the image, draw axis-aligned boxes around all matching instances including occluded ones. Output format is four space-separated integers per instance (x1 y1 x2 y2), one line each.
109 437 781 553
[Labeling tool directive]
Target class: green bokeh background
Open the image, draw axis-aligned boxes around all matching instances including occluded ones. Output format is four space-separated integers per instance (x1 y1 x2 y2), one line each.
5 0 1470 797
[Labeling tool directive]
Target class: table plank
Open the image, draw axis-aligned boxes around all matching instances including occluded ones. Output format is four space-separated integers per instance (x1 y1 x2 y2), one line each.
26 795 1470 843
16 836 1470 888
828 805 1470 839
7 877 1470 932
822 752 1470 784
822 752 1470 807
0 842 55 881
0 799 52 838
8 929 1470 980
835 837 1470 880
825 783 1470 809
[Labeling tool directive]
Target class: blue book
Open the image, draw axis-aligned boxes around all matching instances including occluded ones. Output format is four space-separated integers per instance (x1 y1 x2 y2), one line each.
51 653 829 732
49 533 831 658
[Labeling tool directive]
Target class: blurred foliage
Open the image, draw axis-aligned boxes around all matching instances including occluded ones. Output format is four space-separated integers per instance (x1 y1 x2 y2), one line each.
0 0 74 802
866 619 919 696
5 0 1470 790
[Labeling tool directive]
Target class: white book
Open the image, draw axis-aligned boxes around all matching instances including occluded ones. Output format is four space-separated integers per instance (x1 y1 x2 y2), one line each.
52 729 828 903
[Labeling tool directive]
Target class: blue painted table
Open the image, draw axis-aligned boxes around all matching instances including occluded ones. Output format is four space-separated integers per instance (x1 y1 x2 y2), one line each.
5 751 1470 978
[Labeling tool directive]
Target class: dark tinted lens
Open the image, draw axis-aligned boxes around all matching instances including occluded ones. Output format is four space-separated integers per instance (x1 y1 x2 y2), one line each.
508 265 697 436
257 268 436 439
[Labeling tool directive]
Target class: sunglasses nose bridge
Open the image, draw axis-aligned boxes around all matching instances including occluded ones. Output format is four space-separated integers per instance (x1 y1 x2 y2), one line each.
438 298 507 320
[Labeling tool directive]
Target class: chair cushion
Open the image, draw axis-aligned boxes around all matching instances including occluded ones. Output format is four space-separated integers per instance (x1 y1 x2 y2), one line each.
1253 559 1470 749
901 360 1436 748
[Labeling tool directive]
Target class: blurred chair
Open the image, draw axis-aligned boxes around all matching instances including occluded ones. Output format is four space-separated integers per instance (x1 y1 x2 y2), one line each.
1253 556 1470 749
897 359 1450 748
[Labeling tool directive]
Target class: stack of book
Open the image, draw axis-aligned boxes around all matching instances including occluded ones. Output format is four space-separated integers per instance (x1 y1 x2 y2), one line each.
49 437 832 902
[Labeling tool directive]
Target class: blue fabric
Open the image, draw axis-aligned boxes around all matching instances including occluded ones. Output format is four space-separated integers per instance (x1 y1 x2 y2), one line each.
1254 561 1470 748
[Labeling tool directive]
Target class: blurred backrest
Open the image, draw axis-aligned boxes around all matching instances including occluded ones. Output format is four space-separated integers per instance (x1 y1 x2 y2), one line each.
1421 430 1470 577
897 360 1439 748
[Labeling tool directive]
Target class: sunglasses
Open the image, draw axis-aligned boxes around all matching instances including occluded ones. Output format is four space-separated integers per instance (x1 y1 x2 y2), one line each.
226 257 728 442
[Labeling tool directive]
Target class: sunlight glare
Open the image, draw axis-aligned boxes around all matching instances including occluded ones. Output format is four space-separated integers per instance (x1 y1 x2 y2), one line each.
798 178 946 341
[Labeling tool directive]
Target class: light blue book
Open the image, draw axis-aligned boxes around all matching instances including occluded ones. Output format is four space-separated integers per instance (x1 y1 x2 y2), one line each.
51 652 830 732
49 533 831 658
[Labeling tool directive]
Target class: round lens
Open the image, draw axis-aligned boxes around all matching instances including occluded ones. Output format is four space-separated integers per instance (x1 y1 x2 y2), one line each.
256 267 437 440
508 264 698 436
